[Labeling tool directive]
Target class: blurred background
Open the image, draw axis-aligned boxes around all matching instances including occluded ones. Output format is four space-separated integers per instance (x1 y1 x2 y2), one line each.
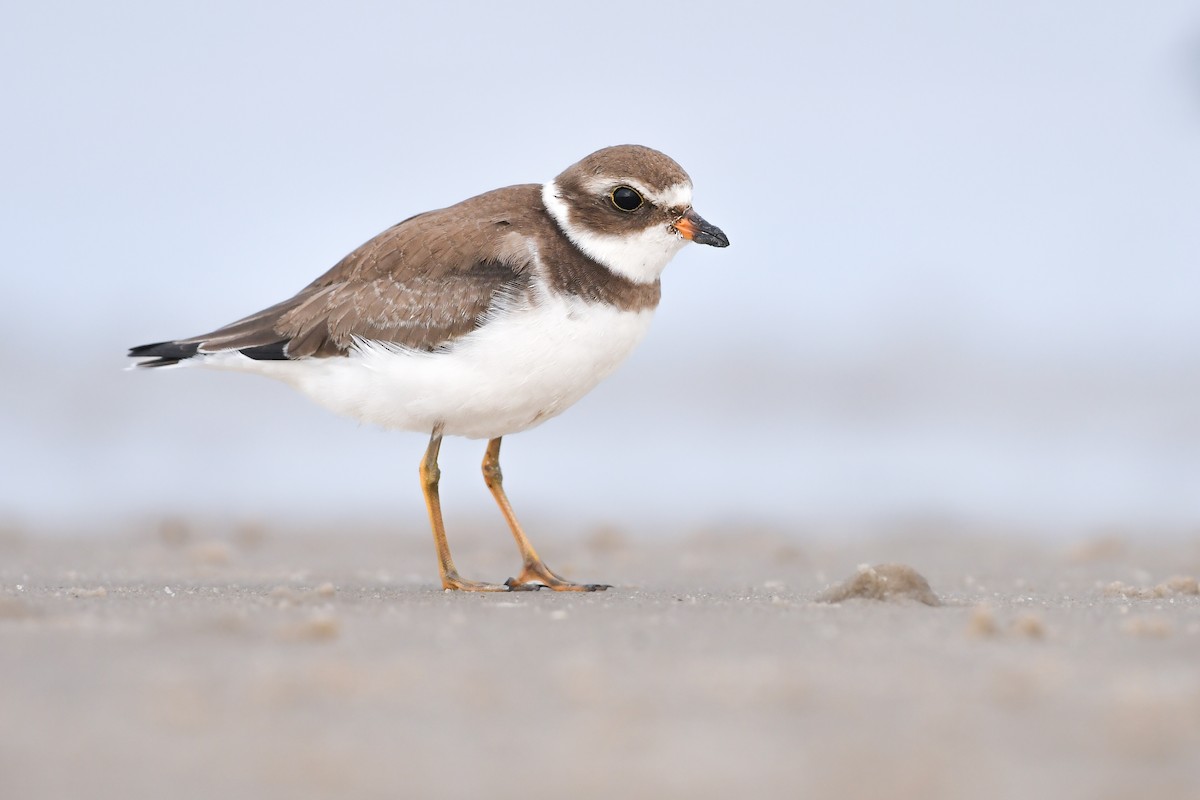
2 0 1198 536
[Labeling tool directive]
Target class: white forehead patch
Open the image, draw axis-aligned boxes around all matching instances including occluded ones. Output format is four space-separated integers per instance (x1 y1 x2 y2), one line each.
651 182 693 210
542 181 690 284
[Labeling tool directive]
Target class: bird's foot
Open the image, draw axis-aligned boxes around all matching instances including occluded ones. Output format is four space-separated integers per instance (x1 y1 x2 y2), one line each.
441 574 521 592
505 563 611 592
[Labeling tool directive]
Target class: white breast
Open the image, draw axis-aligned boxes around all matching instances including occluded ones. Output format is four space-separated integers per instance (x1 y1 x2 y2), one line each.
202 292 655 439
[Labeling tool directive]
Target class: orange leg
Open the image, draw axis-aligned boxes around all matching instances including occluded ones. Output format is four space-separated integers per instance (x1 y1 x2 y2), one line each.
419 426 514 592
482 437 610 592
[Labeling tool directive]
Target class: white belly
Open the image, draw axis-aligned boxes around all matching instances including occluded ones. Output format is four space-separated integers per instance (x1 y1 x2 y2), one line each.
202 294 655 439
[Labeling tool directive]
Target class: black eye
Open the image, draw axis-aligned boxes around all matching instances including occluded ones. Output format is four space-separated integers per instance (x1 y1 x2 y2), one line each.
610 186 643 212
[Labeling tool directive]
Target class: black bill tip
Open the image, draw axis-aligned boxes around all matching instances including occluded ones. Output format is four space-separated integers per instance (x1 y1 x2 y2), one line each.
693 223 729 248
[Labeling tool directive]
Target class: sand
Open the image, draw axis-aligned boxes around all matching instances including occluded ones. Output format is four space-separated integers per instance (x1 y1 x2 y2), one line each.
1 522 1199 800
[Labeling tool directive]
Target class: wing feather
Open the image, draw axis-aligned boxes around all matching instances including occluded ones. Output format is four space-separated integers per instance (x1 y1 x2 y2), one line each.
149 186 544 360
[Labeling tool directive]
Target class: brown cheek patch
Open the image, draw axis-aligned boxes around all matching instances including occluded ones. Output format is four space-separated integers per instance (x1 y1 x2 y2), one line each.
555 175 665 238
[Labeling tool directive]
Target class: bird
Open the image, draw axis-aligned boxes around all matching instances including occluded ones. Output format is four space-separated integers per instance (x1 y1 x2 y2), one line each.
129 144 730 591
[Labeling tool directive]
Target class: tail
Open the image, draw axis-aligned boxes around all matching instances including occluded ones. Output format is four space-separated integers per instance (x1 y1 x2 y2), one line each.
128 339 290 368
128 291 315 368
127 340 202 368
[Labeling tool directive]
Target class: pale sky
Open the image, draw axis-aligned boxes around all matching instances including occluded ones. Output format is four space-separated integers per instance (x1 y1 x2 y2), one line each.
3 1 1199 533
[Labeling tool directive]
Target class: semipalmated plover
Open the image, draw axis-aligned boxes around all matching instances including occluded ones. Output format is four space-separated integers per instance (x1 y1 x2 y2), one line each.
130 144 729 591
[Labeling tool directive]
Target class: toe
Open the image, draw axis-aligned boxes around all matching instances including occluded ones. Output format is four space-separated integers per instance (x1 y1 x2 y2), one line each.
504 578 546 591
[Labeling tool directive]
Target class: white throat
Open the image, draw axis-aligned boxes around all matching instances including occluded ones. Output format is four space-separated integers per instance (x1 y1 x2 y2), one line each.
541 181 688 284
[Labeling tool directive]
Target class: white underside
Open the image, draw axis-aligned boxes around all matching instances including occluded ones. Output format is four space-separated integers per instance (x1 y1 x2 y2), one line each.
195 291 655 439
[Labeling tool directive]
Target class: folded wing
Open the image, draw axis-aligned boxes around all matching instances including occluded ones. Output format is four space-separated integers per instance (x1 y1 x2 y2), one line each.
130 186 542 367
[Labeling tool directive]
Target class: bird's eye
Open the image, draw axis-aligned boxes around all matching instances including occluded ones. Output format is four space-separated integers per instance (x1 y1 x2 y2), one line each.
609 186 644 212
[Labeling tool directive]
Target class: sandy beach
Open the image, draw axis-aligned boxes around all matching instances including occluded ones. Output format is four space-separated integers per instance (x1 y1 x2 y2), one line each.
1 521 1197 800
8 1 1200 798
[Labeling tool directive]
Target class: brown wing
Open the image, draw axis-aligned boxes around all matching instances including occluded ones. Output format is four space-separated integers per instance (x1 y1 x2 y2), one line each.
272 259 528 357
145 185 545 363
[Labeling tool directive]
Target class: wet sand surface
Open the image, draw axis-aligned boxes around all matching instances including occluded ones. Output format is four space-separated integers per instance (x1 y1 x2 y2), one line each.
2 524 1198 799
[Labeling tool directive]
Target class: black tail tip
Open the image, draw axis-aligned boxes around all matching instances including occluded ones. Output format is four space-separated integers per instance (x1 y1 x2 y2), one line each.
128 340 200 368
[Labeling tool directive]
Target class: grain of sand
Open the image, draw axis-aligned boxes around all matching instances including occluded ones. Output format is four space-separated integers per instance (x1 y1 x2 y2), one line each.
1 524 1198 800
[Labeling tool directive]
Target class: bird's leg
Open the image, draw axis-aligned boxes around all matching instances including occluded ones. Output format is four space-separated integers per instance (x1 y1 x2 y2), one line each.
482 437 610 592
420 426 514 592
